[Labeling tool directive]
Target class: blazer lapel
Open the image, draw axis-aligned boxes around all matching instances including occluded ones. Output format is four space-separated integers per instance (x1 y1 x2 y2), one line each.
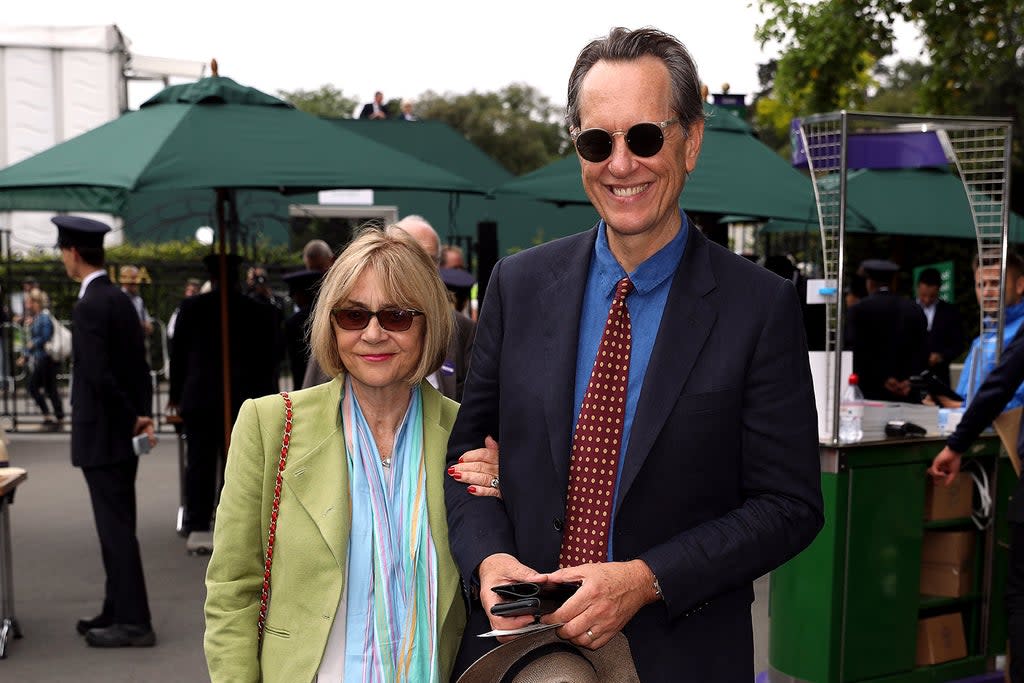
617 229 717 502
541 229 597 484
280 379 349 569
421 384 460 630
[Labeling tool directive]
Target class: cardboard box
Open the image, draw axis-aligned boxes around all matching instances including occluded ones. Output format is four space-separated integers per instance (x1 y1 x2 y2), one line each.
923 473 974 521
921 531 976 566
915 613 967 666
920 562 972 597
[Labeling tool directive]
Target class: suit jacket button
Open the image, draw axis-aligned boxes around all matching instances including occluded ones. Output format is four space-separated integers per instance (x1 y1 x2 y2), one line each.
553 518 564 532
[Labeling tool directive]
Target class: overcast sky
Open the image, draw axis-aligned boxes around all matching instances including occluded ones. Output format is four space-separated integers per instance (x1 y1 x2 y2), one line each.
5 0 924 112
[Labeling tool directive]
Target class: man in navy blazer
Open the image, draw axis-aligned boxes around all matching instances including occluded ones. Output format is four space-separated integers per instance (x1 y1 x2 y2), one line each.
916 267 965 388
444 27 823 681
358 91 390 120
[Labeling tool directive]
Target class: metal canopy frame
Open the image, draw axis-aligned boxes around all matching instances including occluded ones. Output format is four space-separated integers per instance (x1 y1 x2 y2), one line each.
799 110 1013 444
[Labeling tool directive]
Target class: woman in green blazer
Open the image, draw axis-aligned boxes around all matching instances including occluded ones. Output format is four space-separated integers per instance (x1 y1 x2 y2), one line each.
205 226 498 683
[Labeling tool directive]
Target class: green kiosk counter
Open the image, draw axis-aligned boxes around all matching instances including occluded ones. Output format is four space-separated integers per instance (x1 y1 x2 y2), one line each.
769 434 1013 682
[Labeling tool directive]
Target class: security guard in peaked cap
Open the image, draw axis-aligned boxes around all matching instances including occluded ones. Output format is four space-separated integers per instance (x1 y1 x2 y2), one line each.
846 257 928 401
52 215 112 249
859 259 900 282
54 214 157 647
440 267 476 289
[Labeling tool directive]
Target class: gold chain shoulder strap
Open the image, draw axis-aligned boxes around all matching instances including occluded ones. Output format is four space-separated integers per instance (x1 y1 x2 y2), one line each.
257 391 292 644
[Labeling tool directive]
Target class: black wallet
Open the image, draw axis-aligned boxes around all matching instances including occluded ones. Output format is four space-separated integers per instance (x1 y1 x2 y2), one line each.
884 419 927 437
489 581 580 618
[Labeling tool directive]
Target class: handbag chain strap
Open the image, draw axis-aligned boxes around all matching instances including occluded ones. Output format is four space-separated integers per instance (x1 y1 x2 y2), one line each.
257 391 292 643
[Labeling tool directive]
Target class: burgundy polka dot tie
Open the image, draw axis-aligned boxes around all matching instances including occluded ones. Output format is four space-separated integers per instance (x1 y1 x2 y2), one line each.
559 276 634 568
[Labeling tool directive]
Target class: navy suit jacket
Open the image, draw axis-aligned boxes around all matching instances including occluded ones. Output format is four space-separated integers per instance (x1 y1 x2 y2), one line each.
358 102 390 119
70 274 152 468
445 225 823 681
846 291 928 401
923 298 966 387
169 288 281 425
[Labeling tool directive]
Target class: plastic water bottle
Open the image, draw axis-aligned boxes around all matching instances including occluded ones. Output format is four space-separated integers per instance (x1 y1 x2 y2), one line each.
839 373 865 444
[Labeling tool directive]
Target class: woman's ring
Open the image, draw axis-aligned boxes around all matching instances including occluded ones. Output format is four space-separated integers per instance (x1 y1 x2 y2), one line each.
490 476 500 489
586 628 595 640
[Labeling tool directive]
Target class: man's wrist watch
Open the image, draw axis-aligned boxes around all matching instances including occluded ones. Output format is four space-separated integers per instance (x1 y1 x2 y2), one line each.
653 576 664 601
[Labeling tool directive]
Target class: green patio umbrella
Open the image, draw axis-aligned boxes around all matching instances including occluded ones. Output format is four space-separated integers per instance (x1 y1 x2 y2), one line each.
761 167 1024 237
0 75 483 450
493 104 818 222
843 167 1024 237
0 76 479 212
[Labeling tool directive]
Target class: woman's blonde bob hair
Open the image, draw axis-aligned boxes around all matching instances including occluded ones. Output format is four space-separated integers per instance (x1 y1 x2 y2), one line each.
26 287 49 309
308 224 454 385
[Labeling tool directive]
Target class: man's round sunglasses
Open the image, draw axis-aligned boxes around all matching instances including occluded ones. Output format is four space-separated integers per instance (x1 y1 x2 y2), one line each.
571 118 679 163
331 307 423 332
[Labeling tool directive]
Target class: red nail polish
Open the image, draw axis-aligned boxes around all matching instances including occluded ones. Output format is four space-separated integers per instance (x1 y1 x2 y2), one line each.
447 466 456 475
458 456 465 463
467 486 477 494
453 472 462 479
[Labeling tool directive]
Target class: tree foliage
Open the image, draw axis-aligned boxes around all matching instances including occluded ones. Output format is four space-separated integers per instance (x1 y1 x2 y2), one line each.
904 0 1024 118
754 0 1024 207
416 84 571 176
753 0 898 148
277 84 359 118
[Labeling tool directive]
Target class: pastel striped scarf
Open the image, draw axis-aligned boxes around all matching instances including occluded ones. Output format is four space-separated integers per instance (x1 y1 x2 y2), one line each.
340 379 439 683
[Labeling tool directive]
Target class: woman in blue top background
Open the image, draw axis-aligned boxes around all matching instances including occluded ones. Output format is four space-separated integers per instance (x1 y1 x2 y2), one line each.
19 287 65 429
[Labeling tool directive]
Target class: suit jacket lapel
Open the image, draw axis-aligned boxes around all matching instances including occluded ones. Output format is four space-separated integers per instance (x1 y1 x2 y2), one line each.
280 379 349 569
421 384 460 631
541 229 597 484
617 229 717 502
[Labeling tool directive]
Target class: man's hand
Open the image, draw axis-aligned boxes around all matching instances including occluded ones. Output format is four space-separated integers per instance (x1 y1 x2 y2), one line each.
928 446 963 486
133 416 157 448
540 560 659 650
478 553 546 641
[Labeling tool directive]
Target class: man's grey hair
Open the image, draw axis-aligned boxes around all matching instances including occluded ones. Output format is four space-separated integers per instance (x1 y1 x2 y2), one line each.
565 26 704 133
302 239 335 272
395 215 441 265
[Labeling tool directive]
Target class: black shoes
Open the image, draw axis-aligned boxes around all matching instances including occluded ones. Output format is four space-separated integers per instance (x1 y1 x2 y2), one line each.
84 623 156 647
75 614 112 636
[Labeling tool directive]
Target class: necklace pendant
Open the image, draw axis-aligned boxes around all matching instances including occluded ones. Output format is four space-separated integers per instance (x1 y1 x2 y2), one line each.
381 457 391 468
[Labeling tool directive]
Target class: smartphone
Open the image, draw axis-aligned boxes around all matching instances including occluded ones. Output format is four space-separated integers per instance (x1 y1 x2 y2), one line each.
133 433 156 456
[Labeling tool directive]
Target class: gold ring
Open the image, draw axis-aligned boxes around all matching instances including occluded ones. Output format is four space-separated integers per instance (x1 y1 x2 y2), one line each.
586 628 595 639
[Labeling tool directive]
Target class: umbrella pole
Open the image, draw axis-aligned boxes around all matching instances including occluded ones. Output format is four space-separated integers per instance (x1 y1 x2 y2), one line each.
216 189 233 458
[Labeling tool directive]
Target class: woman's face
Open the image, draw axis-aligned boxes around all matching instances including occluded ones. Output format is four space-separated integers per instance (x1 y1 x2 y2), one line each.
333 267 425 394
25 298 39 314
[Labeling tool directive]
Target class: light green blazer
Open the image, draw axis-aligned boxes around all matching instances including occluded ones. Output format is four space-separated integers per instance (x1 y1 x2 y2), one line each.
204 378 466 683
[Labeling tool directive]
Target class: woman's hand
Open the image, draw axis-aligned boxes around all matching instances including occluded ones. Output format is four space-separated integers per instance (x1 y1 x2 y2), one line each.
448 435 501 498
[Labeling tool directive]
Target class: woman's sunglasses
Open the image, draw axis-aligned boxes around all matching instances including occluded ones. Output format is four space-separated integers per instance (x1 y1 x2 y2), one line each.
331 307 423 332
571 118 679 163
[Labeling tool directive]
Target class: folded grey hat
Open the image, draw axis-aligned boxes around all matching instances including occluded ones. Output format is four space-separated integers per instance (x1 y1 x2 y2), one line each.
456 624 640 683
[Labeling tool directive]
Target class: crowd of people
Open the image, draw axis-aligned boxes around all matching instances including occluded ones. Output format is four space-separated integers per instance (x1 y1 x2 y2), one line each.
359 90 420 121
